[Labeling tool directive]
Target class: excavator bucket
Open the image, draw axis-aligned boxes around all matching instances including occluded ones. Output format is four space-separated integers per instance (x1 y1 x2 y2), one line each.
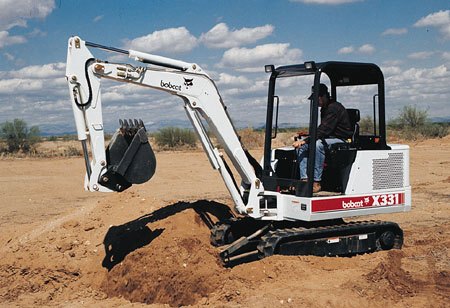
99 119 156 192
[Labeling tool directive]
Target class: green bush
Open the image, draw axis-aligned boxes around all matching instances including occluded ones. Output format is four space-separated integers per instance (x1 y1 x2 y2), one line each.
238 127 264 149
154 127 197 149
418 123 449 138
393 105 428 128
388 106 448 140
0 119 41 153
63 145 82 157
359 116 375 134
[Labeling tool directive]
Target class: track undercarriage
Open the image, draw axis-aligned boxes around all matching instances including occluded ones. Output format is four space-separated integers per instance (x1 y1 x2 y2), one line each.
211 218 403 266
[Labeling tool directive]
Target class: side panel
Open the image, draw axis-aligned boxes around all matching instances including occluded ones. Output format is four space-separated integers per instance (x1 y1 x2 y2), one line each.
269 187 411 221
345 145 410 195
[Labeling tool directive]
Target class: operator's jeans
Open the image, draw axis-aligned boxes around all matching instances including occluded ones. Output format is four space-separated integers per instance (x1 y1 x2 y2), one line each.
296 138 344 182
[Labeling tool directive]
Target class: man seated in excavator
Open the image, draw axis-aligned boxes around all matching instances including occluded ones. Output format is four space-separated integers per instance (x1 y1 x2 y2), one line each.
292 83 353 193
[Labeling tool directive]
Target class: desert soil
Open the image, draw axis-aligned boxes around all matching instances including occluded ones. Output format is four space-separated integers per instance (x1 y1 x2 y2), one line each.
0 137 449 307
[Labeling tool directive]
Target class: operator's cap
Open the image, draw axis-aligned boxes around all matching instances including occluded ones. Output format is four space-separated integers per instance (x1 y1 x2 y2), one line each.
308 83 328 100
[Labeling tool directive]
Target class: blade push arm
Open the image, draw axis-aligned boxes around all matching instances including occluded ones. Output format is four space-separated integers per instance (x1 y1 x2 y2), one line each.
65 36 263 214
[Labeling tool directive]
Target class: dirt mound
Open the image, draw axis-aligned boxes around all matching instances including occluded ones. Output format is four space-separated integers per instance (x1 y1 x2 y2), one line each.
364 250 423 297
101 201 232 306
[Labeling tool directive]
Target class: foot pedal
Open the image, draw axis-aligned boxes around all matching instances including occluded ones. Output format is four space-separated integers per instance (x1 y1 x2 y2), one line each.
99 119 156 192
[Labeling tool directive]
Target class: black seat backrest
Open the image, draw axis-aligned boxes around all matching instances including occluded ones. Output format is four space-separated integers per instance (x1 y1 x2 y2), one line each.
346 108 360 143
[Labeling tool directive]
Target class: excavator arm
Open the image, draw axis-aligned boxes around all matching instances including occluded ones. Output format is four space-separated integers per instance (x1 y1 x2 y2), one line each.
65 36 263 215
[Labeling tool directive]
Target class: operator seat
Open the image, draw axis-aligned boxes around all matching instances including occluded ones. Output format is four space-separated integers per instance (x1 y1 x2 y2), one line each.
346 108 360 146
322 108 360 192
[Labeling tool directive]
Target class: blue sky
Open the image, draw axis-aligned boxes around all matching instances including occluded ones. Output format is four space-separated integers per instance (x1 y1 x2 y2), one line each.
0 0 449 134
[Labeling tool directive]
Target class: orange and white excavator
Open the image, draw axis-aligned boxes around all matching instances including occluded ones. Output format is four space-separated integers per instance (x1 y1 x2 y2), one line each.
66 36 411 265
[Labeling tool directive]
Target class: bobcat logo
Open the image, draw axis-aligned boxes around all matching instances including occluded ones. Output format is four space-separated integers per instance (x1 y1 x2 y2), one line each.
184 78 193 88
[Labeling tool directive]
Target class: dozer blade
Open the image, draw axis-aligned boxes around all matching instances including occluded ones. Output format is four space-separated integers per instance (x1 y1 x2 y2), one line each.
99 119 156 192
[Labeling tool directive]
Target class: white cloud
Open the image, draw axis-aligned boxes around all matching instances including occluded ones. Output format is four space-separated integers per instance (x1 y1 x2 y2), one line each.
0 62 66 119
5 62 65 79
382 28 408 36
338 46 354 54
200 23 274 49
414 10 450 40
338 44 374 55
383 60 403 66
216 73 251 87
407 51 434 60
442 52 450 61
380 65 402 77
414 10 450 27
0 0 55 31
290 0 362 4
28 28 47 38
123 27 198 53
358 44 375 54
3 52 15 61
218 43 302 72
385 64 450 118
0 78 45 94
93 15 104 23
0 31 26 48
0 0 55 49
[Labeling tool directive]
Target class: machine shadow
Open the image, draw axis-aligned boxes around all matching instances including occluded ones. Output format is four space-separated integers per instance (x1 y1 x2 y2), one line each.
102 200 235 271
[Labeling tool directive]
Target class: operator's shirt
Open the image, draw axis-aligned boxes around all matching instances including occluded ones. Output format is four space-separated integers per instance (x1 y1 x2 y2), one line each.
317 100 353 140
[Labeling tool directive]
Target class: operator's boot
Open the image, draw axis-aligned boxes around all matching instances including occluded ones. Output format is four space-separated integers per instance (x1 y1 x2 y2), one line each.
313 182 321 193
99 119 156 192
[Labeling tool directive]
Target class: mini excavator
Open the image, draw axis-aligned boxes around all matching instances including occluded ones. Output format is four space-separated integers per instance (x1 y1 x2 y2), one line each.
66 36 411 265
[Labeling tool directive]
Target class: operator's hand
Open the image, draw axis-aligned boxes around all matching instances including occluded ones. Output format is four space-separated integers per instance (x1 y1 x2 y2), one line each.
297 130 308 137
293 140 306 148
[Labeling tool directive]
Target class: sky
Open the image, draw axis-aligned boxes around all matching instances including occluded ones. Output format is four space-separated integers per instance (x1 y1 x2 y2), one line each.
0 0 449 134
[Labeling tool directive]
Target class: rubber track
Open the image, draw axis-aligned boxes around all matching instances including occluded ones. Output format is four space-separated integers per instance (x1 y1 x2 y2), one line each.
257 220 403 257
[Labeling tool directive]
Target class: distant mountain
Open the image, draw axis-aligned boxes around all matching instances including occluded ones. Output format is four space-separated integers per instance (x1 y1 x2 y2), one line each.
39 116 450 136
38 118 194 136
430 116 450 123
38 123 77 136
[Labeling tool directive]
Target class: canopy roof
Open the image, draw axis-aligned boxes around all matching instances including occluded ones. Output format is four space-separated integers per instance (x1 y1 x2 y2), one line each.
274 61 384 86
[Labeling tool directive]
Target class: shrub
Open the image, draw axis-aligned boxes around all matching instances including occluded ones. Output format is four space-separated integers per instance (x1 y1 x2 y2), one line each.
0 119 41 153
154 127 197 149
64 145 82 157
388 106 448 140
394 105 428 128
359 116 375 135
418 123 449 138
238 127 264 149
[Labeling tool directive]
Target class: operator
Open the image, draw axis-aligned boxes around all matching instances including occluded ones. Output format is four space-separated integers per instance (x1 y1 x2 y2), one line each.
292 83 353 193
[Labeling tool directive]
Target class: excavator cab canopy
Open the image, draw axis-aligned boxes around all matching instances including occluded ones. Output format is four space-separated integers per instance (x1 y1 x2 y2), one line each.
272 61 383 84
263 61 388 197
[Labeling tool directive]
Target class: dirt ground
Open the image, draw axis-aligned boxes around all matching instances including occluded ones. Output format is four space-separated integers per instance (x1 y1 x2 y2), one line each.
0 137 449 307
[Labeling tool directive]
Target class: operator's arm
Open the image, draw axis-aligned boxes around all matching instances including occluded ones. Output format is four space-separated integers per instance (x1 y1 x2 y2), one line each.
292 106 337 148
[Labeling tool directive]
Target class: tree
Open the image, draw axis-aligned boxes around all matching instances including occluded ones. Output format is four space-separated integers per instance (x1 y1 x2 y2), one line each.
389 105 448 140
396 105 428 128
0 119 41 153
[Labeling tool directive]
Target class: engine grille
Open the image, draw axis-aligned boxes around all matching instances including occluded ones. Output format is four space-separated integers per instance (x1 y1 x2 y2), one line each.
372 152 404 190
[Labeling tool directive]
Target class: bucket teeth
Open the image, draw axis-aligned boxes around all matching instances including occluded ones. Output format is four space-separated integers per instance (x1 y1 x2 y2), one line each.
119 118 146 135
